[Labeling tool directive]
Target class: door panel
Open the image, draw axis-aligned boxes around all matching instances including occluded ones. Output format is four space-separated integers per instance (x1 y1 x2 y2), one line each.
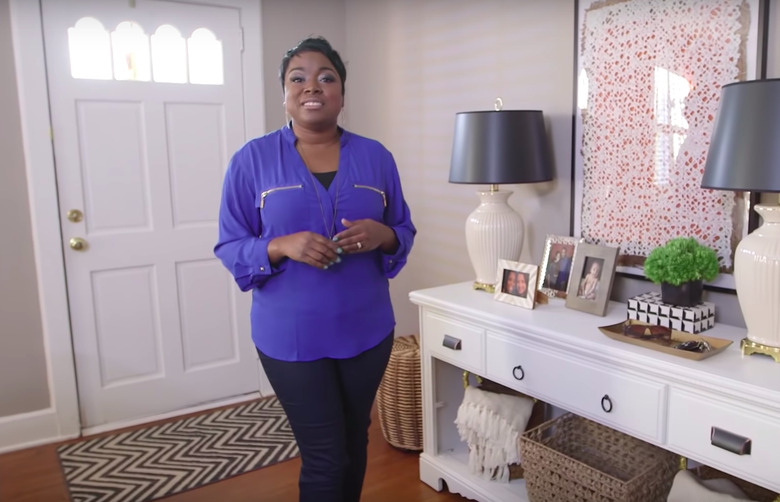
177 259 239 368
166 103 227 226
93 266 162 385
78 101 151 232
41 0 258 428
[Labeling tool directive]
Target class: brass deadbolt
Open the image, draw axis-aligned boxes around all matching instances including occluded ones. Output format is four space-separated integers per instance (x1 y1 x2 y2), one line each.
67 209 83 223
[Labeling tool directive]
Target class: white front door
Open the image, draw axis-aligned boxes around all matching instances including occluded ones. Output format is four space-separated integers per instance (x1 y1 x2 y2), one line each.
41 0 259 428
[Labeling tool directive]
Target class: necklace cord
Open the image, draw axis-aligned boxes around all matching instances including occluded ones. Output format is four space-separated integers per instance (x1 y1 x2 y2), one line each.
297 141 339 239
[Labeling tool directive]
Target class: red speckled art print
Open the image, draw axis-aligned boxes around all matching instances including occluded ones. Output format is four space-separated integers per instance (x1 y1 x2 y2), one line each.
574 0 765 289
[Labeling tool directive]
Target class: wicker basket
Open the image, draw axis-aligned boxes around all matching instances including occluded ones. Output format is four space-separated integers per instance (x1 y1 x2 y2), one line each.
376 334 422 451
692 465 778 502
520 413 678 501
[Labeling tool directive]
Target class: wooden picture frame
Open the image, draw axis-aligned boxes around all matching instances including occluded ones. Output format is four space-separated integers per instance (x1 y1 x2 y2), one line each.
565 243 619 316
538 235 584 299
573 0 766 292
494 260 538 310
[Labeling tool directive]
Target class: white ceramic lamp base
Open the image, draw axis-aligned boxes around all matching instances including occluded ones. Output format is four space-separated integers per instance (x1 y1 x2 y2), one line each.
465 190 524 292
735 204 780 361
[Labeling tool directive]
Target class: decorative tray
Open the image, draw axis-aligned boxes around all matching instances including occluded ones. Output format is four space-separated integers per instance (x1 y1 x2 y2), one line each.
598 320 732 361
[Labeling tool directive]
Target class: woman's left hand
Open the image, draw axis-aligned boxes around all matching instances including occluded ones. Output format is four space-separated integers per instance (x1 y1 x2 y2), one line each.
335 218 397 254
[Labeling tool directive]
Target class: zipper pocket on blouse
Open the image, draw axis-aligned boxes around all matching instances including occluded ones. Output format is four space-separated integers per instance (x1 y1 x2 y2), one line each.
353 184 386 207
260 184 303 209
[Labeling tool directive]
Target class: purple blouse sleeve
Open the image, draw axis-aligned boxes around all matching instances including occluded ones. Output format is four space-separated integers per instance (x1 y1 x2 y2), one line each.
380 151 415 278
214 148 285 291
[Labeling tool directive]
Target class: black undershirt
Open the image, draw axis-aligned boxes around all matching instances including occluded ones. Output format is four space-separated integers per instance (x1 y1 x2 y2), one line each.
311 170 337 190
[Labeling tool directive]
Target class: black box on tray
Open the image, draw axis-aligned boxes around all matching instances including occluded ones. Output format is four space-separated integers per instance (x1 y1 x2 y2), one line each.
627 292 715 334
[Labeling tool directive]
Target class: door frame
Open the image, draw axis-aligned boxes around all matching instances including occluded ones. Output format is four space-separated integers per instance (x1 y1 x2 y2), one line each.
6 0 265 449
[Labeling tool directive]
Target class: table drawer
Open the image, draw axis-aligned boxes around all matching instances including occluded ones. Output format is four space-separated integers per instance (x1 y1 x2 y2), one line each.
486 332 666 442
422 312 484 373
668 388 780 492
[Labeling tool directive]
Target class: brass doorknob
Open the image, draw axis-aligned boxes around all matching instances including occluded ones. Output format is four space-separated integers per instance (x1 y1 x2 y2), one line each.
67 209 83 223
69 237 87 251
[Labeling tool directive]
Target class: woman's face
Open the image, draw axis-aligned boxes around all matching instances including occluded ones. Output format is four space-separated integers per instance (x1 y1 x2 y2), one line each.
283 51 343 130
505 271 517 293
516 272 527 294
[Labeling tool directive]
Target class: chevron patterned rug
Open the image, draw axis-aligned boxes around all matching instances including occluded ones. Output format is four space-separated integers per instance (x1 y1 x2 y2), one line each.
57 396 299 502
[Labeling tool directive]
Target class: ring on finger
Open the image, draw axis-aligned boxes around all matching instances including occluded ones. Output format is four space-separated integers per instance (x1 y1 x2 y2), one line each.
356 241 363 250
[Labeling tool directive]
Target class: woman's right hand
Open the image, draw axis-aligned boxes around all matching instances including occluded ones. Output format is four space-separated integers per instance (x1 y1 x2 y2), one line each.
267 232 342 269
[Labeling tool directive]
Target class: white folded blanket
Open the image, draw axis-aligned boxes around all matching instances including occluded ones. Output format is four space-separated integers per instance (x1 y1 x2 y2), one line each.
667 470 752 501
454 385 534 482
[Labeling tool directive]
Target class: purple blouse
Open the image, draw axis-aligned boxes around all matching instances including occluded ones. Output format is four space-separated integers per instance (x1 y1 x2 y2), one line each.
214 126 415 361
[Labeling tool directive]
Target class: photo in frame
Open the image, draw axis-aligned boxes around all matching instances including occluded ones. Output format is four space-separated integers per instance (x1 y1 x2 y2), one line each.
565 243 620 316
573 0 766 291
538 235 584 299
494 259 538 310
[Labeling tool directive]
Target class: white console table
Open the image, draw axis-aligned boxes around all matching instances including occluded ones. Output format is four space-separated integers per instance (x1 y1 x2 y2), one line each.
409 282 780 502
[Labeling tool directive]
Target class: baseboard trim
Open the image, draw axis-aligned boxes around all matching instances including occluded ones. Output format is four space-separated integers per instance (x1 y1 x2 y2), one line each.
81 392 265 436
0 407 78 454
0 392 272 453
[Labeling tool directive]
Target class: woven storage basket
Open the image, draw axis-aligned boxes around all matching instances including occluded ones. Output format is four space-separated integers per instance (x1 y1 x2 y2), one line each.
692 465 778 502
376 334 422 451
520 413 678 502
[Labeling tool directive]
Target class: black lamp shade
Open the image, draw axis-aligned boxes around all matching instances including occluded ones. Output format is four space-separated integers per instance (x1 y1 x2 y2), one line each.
702 79 780 192
449 110 554 184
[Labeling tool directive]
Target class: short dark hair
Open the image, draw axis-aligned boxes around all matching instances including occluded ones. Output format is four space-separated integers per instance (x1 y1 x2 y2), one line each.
279 37 347 97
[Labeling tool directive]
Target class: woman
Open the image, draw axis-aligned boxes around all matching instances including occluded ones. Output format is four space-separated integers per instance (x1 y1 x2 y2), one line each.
214 37 415 502
545 250 560 289
502 269 518 295
515 271 529 298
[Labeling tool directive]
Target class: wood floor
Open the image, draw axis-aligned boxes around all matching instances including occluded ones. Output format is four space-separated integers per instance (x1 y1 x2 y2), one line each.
0 404 470 502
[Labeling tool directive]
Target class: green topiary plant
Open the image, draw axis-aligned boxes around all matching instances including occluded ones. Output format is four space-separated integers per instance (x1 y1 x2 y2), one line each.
643 237 720 286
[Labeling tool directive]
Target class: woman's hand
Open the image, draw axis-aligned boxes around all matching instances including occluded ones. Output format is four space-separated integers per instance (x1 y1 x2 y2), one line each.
268 232 342 269
335 218 398 254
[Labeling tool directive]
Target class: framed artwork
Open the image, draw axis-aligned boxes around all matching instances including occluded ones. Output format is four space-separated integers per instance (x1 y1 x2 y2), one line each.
494 260 538 310
538 235 584 299
565 243 620 316
573 0 766 291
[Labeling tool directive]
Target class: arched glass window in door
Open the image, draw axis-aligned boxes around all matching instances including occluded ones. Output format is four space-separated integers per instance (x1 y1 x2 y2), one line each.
188 28 223 85
67 17 224 85
151 25 187 84
68 17 112 80
111 21 151 81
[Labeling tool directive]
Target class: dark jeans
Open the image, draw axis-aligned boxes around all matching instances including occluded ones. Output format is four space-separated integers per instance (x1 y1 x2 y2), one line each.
257 332 394 502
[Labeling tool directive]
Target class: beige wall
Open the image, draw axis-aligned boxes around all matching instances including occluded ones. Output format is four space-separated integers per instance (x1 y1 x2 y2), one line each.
4 0 780 426
0 0 50 417
342 0 575 335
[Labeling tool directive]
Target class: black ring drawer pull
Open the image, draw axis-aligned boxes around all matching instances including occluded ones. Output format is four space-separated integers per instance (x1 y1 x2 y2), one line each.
512 365 525 381
442 334 462 350
601 394 613 413
711 427 751 455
